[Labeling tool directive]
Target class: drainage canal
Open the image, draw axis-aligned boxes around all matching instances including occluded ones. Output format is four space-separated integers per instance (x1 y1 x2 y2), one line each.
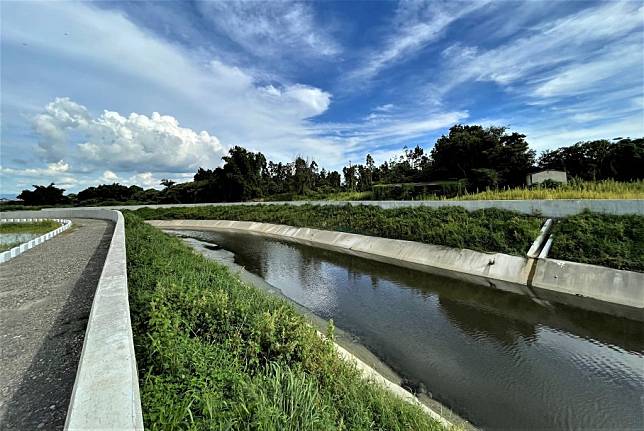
172 229 643 430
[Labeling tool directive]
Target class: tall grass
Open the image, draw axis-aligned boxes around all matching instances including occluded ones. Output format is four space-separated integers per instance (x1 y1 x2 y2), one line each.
125 213 447 430
132 204 544 256
444 180 644 201
550 211 644 272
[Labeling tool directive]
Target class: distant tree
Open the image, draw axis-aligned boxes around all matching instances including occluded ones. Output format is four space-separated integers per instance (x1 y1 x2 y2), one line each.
160 179 176 189
431 125 535 187
343 164 357 191
17 183 69 205
327 171 342 189
539 138 643 181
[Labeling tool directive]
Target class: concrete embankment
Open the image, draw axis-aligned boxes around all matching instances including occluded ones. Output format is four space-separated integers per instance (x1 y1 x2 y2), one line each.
77 198 643 217
149 219 644 321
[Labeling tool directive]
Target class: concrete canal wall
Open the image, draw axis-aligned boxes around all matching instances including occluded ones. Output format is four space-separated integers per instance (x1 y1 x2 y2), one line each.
1 209 143 430
149 219 644 321
77 198 643 218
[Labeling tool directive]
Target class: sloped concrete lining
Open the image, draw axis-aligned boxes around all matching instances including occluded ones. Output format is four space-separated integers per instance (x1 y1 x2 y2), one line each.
148 219 534 296
0 218 72 263
531 258 644 321
86 198 643 217
1 209 143 430
149 219 644 321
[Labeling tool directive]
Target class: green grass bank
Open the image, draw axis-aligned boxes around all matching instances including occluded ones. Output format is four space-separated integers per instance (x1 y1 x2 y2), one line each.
125 213 447 430
550 211 644 272
132 204 544 257
0 220 59 234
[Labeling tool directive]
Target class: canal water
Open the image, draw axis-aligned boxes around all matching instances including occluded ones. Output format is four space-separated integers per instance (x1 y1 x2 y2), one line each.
173 229 644 430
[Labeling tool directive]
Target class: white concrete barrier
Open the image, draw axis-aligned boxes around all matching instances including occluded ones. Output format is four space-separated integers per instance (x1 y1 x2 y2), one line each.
1 209 143 430
0 218 72 263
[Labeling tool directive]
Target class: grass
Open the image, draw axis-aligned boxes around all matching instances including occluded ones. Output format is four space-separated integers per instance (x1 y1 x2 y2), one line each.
125 213 447 430
0 220 60 234
550 211 644 272
131 204 544 256
449 180 644 201
0 242 20 252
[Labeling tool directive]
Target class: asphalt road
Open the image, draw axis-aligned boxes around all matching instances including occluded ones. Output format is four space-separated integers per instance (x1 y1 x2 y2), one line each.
0 219 114 430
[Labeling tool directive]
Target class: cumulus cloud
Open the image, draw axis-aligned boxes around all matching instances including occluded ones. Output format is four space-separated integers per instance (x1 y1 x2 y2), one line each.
32 97 224 172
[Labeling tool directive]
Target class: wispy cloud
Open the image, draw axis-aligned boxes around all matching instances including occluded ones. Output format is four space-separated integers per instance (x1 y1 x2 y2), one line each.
348 1 488 83
196 1 341 61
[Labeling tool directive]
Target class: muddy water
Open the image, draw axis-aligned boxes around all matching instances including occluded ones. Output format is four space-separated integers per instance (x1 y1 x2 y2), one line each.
176 229 644 430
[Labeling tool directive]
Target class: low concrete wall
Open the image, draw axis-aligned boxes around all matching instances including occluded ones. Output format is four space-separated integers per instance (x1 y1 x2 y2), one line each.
1 209 143 430
0 218 72 263
532 258 644 321
85 198 643 217
150 219 644 321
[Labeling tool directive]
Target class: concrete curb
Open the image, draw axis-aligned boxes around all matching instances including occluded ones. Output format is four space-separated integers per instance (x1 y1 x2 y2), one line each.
72 198 643 217
1 209 143 430
0 218 72 263
150 219 644 321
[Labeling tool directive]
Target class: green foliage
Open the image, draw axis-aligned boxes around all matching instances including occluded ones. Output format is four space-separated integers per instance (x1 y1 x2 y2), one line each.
132 204 544 256
539 138 644 181
550 211 644 272
0 220 59 234
125 214 445 430
17 183 70 206
431 125 535 187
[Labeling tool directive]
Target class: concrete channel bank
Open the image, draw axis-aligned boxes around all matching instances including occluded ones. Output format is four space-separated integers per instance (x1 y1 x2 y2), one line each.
150 219 644 322
99 198 644 217
1 209 143 430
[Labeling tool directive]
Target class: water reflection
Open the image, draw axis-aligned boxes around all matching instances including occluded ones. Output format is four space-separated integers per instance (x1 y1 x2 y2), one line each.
175 229 644 430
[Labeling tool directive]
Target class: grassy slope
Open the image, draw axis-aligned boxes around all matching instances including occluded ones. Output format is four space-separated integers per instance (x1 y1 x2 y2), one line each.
550 211 644 272
0 220 59 234
132 204 544 257
125 213 446 430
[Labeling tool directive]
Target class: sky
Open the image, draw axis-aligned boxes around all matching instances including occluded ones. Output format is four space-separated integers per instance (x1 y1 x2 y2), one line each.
1 0 643 196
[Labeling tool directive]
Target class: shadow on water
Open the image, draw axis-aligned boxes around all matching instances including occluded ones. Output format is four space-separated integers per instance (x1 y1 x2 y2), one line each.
173 229 644 430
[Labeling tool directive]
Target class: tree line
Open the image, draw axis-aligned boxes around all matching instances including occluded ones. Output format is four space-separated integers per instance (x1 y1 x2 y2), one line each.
13 124 644 205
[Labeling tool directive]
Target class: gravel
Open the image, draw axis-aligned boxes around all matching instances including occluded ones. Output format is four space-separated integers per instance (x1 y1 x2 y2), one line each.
0 219 114 430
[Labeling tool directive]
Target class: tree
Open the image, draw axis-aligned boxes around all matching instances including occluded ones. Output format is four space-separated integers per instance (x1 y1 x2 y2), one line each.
160 179 176 189
431 125 535 187
538 138 643 181
343 164 357 191
17 183 69 205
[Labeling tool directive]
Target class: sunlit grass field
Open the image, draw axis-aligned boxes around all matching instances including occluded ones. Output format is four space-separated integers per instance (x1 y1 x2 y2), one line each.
451 180 644 201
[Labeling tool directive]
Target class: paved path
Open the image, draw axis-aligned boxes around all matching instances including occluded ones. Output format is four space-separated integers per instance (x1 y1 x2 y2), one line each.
0 219 114 430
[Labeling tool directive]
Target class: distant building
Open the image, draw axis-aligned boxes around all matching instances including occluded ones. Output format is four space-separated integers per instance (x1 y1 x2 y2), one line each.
526 170 567 186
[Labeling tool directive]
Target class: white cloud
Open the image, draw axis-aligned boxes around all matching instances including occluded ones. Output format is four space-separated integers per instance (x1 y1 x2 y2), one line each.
349 1 488 82
439 1 644 97
197 1 340 60
101 170 119 182
32 97 224 172
1 1 346 183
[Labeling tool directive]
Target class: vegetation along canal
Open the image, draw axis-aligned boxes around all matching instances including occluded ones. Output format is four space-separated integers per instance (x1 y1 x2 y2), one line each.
174 229 643 430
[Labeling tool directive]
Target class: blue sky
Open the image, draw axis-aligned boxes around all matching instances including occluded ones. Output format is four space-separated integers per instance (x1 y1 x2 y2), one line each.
1 0 643 195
